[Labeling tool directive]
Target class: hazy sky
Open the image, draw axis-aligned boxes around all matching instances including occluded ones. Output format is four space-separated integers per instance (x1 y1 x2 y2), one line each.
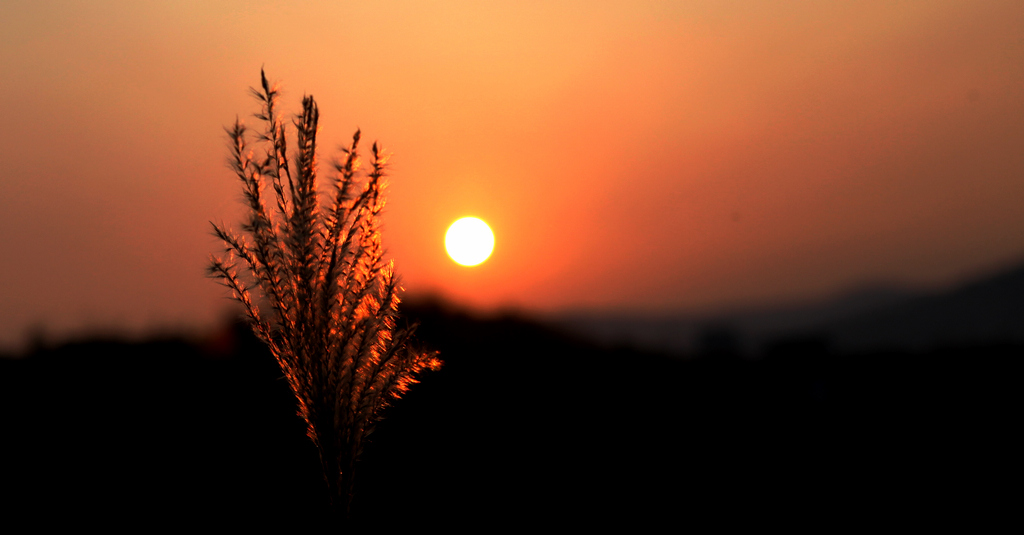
2 0 1023 348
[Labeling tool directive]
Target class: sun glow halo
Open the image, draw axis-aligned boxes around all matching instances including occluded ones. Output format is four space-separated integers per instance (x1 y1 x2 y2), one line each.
445 217 494 266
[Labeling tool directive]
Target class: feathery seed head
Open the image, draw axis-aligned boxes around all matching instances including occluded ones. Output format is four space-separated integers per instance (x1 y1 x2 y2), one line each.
208 71 439 521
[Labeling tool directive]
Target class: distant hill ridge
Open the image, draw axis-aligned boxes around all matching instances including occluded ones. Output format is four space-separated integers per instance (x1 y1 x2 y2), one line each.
551 261 1024 355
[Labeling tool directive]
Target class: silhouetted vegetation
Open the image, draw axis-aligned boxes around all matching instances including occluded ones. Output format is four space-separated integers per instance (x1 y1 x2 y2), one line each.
2 302 1019 529
208 71 439 524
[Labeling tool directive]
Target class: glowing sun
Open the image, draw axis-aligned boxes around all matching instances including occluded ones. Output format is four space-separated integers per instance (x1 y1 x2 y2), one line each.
445 217 494 266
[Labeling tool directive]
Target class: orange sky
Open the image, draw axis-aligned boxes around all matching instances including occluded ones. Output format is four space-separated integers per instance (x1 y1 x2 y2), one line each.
2 1 1023 348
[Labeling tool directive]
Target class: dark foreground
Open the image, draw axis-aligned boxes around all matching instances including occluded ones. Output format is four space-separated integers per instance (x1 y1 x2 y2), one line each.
1 301 1020 529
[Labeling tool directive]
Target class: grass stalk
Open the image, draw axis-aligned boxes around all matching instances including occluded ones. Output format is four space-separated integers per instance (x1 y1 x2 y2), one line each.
209 70 440 525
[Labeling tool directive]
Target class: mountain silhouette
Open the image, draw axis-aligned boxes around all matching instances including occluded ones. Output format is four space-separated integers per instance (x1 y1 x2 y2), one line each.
828 262 1024 351
553 259 1024 355
2 272 1021 527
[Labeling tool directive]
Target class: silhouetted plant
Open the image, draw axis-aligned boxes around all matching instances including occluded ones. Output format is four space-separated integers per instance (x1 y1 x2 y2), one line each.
209 70 440 522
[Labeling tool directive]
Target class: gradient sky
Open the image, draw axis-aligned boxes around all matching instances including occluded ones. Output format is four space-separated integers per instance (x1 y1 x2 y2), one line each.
2 0 1023 348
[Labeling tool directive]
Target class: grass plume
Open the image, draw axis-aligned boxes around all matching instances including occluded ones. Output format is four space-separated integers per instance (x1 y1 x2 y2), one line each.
209 70 441 522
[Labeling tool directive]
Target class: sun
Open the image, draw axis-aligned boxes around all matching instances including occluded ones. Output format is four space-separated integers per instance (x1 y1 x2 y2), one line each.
445 217 494 266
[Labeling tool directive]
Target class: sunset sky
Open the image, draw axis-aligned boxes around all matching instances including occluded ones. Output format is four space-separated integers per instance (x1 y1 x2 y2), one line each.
1 0 1022 348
